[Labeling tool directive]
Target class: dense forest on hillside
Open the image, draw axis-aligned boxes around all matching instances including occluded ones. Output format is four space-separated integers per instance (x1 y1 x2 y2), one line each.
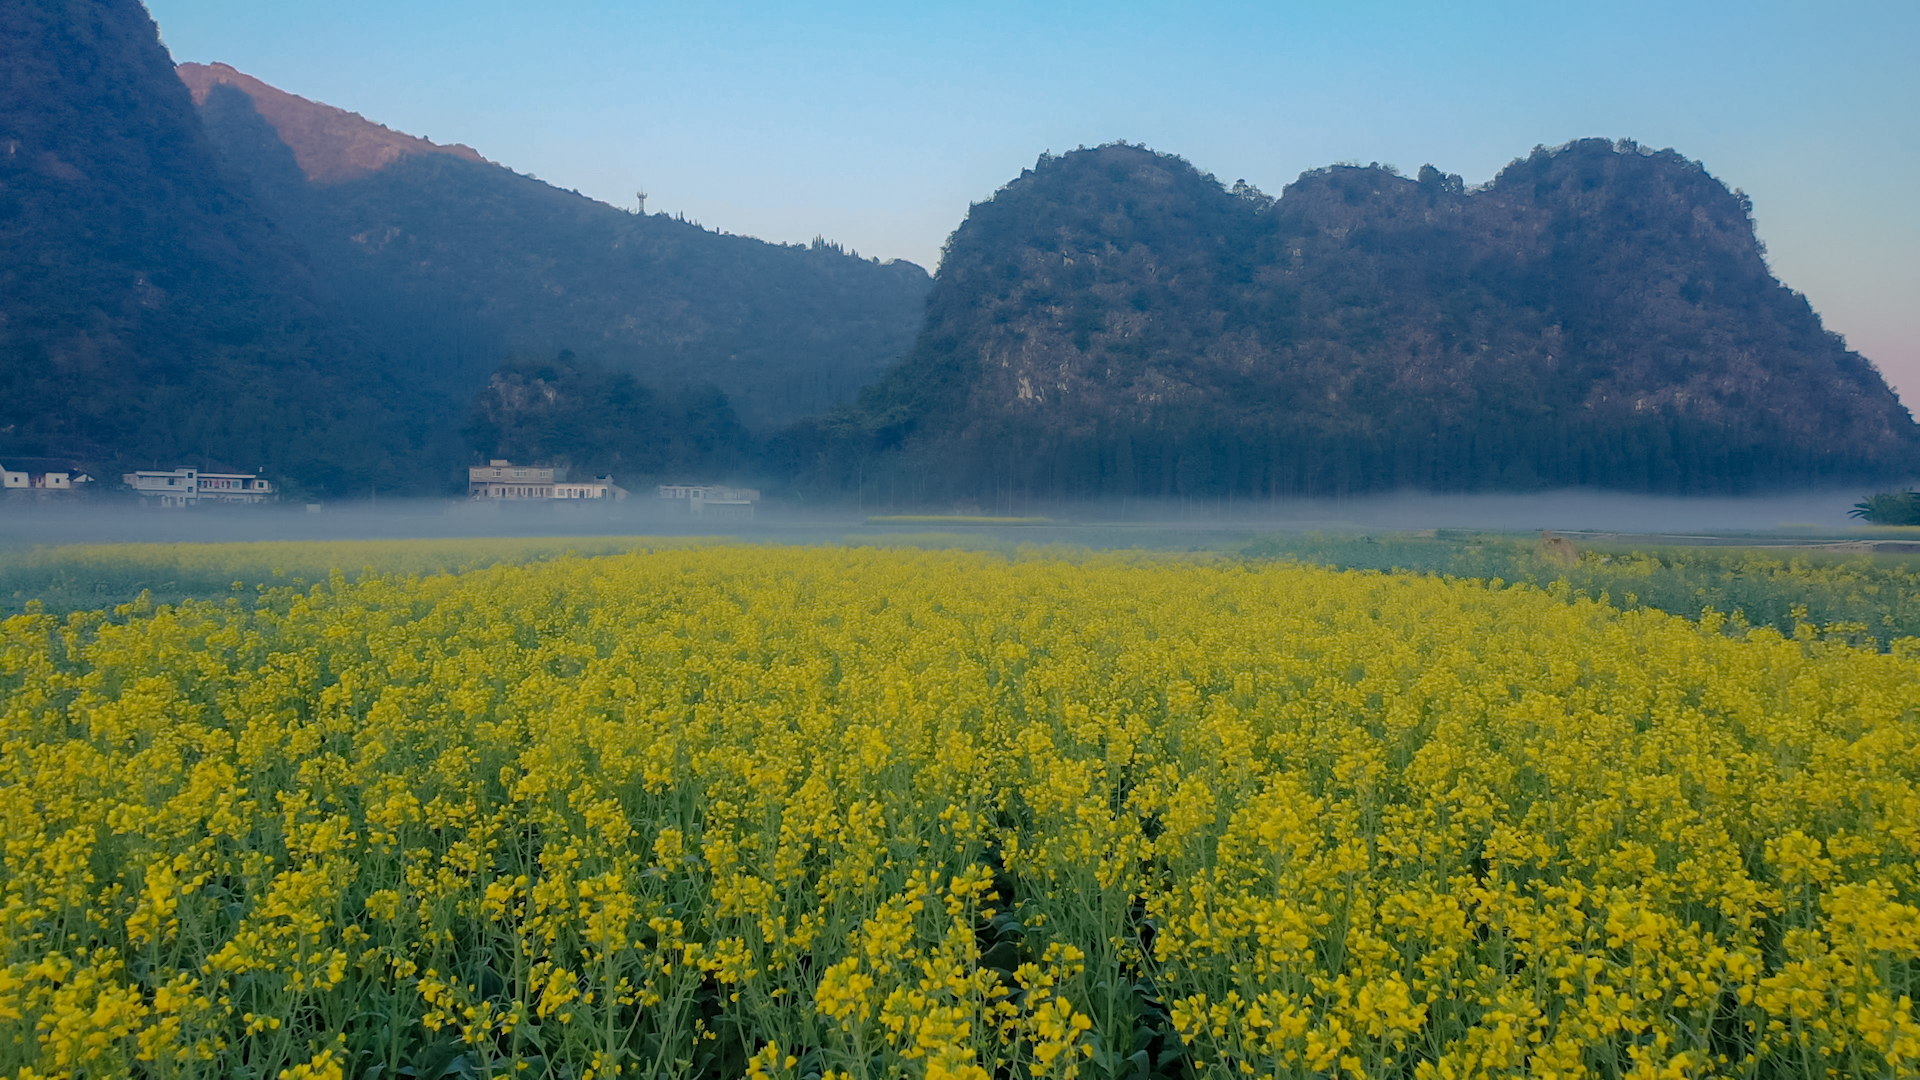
189 70 932 429
777 142 1916 502
465 352 749 481
0 0 439 494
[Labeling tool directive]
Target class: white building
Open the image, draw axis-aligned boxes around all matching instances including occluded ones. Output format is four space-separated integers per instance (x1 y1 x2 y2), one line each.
123 467 275 506
199 473 277 504
553 478 623 500
657 483 760 520
124 467 199 507
469 461 625 501
2 458 93 494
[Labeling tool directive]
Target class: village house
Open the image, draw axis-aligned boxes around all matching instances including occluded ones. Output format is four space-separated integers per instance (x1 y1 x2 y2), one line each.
657 483 760 520
2 458 94 495
123 467 276 506
198 473 278 504
468 461 624 500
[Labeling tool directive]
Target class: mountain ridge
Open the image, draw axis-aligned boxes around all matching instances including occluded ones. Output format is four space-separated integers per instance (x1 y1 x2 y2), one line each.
0 0 434 493
187 63 934 429
177 61 487 182
801 140 1915 498
8 1 1907 499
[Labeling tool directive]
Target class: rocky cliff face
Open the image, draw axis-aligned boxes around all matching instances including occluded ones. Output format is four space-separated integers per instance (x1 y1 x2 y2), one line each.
843 141 1913 495
188 65 932 428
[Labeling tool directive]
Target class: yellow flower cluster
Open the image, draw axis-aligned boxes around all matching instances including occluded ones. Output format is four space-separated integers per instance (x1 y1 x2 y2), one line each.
2 543 1917 1078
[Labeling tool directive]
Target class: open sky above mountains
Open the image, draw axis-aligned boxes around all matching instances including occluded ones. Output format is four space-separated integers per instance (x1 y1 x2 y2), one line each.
147 0 1918 404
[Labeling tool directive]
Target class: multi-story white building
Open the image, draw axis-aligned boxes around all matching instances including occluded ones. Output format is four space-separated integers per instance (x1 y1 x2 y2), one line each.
468 461 624 500
553 478 623 500
123 468 275 506
124 467 199 507
199 473 277 504
657 483 760 520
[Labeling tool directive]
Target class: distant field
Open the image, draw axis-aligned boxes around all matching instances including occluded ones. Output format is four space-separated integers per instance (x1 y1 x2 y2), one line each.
865 514 1053 525
2 543 1916 1078
0 536 711 616
1242 531 1920 649
10 530 1920 649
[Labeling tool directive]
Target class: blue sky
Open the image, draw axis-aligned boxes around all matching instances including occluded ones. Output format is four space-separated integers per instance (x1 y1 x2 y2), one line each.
147 1 1919 403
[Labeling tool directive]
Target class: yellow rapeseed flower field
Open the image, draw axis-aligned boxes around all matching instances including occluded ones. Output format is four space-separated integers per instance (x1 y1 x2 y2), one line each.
2 544 1918 1079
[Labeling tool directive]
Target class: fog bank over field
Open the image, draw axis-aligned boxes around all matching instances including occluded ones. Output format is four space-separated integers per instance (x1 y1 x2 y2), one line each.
1227 488 1886 535
0 486 1902 552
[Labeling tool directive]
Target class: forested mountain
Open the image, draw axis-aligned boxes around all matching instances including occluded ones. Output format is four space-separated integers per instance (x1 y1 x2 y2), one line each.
0 0 925 496
788 142 1917 499
12 0 1908 503
181 63 932 429
0 0 436 493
